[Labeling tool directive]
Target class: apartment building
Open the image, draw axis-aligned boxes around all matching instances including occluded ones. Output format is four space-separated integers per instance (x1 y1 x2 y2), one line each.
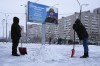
27 23 59 43
58 9 100 42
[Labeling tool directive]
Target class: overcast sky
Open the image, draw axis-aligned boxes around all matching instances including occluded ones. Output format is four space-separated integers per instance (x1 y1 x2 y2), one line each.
0 0 100 37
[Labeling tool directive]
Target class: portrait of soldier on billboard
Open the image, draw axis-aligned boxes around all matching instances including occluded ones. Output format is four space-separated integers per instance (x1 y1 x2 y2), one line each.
45 8 58 24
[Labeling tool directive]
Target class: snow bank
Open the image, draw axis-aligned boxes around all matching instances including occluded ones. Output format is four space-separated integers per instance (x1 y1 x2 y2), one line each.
0 42 100 66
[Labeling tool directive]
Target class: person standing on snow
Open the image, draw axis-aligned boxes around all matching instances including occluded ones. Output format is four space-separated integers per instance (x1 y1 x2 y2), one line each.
11 17 21 56
73 18 89 58
49 37 52 45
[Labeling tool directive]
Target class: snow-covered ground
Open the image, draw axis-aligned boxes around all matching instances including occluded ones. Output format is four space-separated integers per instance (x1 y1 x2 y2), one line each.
0 42 100 66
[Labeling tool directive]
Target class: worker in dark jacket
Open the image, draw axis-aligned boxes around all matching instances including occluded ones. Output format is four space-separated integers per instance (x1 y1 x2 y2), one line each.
11 17 21 56
73 18 89 58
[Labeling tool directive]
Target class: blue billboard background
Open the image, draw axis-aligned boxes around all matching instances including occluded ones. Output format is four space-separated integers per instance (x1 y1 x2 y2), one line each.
28 1 49 23
28 1 58 24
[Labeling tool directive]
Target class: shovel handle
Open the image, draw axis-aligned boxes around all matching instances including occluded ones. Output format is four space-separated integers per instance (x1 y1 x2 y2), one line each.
21 39 22 47
73 30 75 48
71 30 75 57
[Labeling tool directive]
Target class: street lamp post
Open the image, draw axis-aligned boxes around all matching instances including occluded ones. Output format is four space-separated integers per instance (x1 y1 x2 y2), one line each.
20 4 27 43
35 0 39 3
80 4 88 21
52 4 59 7
2 19 5 43
5 14 9 43
76 0 88 21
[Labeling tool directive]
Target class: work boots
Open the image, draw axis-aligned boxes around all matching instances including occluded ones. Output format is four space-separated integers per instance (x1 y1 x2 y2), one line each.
80 52 89 58
12 53 20 56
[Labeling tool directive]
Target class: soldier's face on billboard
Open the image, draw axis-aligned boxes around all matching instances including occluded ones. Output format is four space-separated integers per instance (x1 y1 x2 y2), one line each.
50 12 54 16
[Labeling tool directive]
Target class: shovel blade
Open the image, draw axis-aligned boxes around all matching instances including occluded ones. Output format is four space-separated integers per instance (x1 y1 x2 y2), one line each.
71 48 75 57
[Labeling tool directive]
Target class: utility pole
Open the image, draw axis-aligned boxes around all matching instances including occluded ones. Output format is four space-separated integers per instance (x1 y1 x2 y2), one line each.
76 0 88 21
5 14 9 43
2 19 5 43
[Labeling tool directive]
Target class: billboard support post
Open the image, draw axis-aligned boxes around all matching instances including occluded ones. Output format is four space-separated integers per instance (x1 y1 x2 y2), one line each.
42 23 46 45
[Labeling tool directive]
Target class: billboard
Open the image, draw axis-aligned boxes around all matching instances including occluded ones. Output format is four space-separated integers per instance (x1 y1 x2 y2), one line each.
28 1 49 23
28 1 58 24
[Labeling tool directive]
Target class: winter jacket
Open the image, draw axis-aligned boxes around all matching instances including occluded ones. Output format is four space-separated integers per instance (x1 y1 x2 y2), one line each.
11 18 21 40
73 19 88 40
45 16 58 24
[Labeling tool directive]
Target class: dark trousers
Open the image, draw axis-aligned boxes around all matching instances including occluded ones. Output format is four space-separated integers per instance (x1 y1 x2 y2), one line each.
12 38 19 54
83 38 89 53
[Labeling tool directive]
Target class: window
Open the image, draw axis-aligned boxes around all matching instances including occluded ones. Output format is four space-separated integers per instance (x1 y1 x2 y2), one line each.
85 16 88 18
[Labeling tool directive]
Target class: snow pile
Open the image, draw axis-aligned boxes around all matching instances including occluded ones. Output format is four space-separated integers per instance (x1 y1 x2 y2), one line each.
0 43 100 66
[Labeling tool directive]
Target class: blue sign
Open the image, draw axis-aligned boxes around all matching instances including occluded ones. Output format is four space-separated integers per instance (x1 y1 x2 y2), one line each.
28 1 49 23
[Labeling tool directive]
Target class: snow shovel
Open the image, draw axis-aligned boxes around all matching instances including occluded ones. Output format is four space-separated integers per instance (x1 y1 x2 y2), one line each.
19 40 27 55
71 31 75 57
